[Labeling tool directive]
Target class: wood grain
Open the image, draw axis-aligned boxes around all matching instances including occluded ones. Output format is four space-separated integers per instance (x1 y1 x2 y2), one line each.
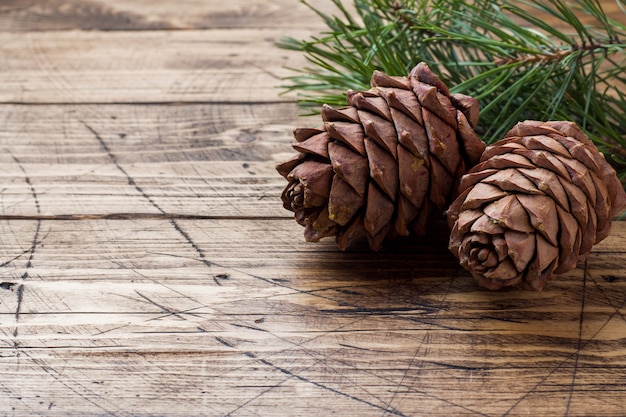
1 0 626 416
0 0 344 31
1 218 625 416
0 103 300 217
0 29 313 104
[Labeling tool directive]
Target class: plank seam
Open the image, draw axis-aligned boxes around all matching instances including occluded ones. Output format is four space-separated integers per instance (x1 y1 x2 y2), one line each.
81 121 214 270
0 100 295 106
0 214 290 221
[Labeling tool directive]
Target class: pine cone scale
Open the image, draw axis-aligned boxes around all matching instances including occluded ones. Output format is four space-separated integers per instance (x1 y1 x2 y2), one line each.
322 104 360 124
410 62 449 93
371 71 409 90
325 121 367 156
518 167 570 209
294 127 324 142
460 182 508 210
505 230 535 271
451 94 480 128
395 195 419 236
558 177 588 229
428 157 454 207
397 146 428 208
379 88 424 125
483 194 534 233
456 111 484 163
364 183 395 236
517 194 559 246
590 173 611 239
424 109 461 174
392 109 429 158
553 206 579 273
412 84 457 128
360 111 398 158
304 207 336 242
471 213 504 234
482 168 539 194
328 142 368 197
365 137 399 200
348 91 392 121
276 154 303 180
328 176 363 226
292 131 330 159
287 161 333 205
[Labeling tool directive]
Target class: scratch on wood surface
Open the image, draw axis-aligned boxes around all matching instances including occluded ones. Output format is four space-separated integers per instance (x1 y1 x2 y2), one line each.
214 335 413 417
587 270 626 325
380 274 491 417
201 268 492 416
13 284 24 338
18 349 122 417
135 290 203 322
565 264 587 417
231 323 267 332
0 248 35 269
204 274 425 414
8 153 43 347
121 267 217 330
8 152 44 273
499 268 623 417
80 120 216 273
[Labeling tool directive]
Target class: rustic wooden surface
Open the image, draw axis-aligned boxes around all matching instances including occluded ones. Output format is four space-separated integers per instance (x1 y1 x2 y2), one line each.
1 1 625 416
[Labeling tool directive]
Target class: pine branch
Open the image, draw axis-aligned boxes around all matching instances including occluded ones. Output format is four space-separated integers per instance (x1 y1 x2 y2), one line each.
277 0 626 182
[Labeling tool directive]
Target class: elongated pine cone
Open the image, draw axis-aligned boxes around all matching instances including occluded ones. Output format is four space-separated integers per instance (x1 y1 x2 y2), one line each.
277 63 486 250
448 120 626 290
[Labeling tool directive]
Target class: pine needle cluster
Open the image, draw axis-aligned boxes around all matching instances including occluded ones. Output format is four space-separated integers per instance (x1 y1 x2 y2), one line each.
277 0 626 183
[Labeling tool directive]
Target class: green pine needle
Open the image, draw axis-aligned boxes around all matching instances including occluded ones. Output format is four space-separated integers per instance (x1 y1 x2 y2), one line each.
277 0 626 182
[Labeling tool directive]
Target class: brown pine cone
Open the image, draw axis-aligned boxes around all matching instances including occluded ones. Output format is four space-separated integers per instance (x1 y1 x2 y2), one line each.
448 120 626 290
277 62 486 250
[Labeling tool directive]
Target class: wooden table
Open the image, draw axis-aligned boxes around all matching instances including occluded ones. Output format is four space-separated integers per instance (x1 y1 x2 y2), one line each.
1 1 625 416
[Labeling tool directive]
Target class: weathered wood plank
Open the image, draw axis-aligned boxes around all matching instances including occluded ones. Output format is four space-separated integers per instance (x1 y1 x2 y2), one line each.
2 1 626 416
3 6 624 107
0 103 306 217
1 0 623 33
1 219 625 416
0 0 343 31
0 29 310 104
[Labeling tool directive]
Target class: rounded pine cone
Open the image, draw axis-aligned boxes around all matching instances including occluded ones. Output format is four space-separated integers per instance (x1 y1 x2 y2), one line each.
277 63 485 250
448 120 626 290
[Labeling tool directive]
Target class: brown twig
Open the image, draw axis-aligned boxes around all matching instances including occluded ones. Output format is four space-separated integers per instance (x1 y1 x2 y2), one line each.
493 39 618 66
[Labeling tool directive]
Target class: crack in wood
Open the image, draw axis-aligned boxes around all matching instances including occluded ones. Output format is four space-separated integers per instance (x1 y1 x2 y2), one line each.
134 290 204 323
13 284 24 338
214 335 413 417
380 274 492 417
0 213 290 221
499 270 620 417
0 281 17 290
81 120 216 271
565 265 587 416
204 271 487 417
8 153 43 342
17 350 123 417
